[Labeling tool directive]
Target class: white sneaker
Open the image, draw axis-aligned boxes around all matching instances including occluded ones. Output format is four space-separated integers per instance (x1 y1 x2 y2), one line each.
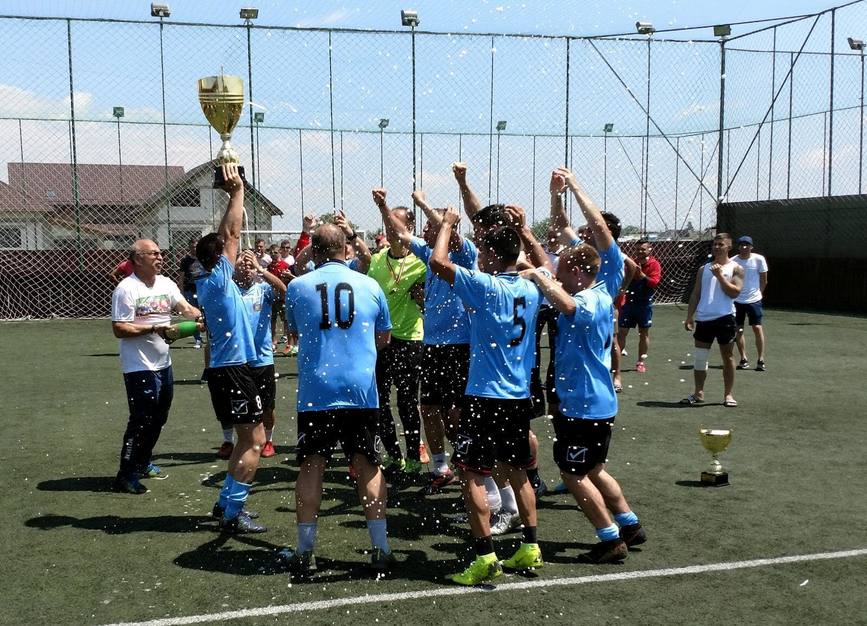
194 340 202 349
620 348 628 356
490 510 522 536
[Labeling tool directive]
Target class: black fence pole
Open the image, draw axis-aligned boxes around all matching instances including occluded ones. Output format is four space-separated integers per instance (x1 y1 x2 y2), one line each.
827 8 835 195
66 19 83 270
787 52 794 198
768 27 776 200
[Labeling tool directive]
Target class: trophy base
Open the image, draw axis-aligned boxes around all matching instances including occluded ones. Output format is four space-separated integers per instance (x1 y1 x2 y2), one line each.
701 471 730 487
213 164 246 189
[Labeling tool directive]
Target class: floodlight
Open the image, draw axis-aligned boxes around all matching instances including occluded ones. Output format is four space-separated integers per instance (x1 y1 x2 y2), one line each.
113 106 125 119
240 7 259 20
401 9 420 27
848 37 865 51
496 120 507 131
150 3 170 18
379 118 390 129
603 123 614 133
635 21 655 35
713 24 731 38
253 111 264 123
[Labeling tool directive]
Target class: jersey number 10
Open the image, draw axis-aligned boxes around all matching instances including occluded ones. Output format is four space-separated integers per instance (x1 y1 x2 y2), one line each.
316 282 355 330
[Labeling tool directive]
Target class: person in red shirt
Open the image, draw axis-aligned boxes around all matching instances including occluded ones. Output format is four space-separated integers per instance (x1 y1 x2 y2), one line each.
110 256 135 284
617 240 662 373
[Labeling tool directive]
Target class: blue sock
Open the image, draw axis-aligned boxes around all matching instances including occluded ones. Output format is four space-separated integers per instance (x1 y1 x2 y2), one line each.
223 479 251 520
367 518 390 552
298 522 318 553
614 511 639 527
596 523 620 542
218 474 235 509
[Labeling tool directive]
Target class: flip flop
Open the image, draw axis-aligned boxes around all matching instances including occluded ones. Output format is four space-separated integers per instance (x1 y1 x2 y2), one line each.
614 383 623 393
679 394 704 405
724 398 738 408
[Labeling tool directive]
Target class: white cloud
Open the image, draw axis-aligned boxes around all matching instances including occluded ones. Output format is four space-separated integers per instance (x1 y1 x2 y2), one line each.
295 8 353 28
0 83 93 119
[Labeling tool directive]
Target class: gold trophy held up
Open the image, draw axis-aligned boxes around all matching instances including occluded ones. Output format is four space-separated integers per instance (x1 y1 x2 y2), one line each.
198 74 246 188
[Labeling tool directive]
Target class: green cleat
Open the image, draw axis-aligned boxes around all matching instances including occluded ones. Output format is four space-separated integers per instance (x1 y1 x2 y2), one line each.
449 553 503 586
501 543 544 571
404 458 423 474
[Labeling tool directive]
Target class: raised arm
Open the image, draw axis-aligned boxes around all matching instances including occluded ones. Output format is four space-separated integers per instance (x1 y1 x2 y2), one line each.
412 189 443 228
217 163 245 267
506 205 553 272
557 167 612 251
372 188 407 256
452 162 482 218
334 210 372 274
242 249 287 296
429 207 461 286
548 170 579 247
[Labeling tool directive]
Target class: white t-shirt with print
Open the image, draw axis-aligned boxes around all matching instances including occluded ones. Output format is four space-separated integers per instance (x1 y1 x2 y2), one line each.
112 274 182 374
732 253 768 304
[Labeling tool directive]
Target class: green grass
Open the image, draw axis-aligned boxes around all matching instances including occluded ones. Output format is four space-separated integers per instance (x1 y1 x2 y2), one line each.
1 305 866 625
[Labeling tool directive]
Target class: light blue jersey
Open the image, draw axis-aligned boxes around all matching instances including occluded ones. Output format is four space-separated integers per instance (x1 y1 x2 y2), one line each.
409 236 477 345
239 281 275 368
285 260 392 411
570 238 624 298
195 256 256 368
555 282 618 419
452 266 543 400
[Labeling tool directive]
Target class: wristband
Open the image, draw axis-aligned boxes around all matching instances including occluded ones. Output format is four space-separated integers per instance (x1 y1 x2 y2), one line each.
348 231 358 241
151 324 156 334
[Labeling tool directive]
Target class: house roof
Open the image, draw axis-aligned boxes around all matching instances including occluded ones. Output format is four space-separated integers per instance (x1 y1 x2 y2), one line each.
4 162 186 207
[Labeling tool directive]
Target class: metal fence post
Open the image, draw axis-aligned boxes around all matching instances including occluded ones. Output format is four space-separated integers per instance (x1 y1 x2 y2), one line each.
768 27 776 200
787 52 794 198
66 19 83 269
860 49 865 194
564 37 571 167
717 36 726 204
828 8 835 196
643 36 652 236
487 35 495 204
157 17 171 249
246 18 257 228
328 31 336 211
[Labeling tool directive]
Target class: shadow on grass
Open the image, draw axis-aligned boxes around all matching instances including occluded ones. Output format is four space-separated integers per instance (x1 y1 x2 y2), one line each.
84 353 120 357
152 451 222 465
26 513 213 534
37 476 117 493
678 365 723 370
636 400 714 409
675 479 730 488
174 379 208 386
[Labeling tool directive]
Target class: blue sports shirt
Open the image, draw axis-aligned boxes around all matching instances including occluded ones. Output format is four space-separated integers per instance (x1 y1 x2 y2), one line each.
195 256 256 368
555 281 618 419
238 281 275 368
452 266 543 400
570 237 624 298
409 236 477 345
285 260 392 411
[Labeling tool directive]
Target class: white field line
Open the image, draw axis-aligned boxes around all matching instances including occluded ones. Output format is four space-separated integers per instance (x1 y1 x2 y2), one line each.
104 547 867 626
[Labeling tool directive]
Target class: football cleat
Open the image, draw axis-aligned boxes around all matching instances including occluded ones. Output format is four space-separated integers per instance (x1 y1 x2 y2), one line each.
449 553 502 586
578 539 628 564
490 510 522 536
501 543 544 571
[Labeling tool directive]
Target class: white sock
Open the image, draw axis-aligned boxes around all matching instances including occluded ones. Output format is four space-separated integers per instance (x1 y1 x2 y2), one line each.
432 452 448 475
222 428 234 443
265 429 274 442
484 475 501 513
499 485 518 515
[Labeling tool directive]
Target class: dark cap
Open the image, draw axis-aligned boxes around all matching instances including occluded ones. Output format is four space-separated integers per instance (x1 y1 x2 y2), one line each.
738 236 753 245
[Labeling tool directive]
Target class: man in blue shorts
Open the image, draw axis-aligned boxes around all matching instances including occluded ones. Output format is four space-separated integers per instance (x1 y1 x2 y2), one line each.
524 241 646 564
380 187 478 495
618 240 662 373
195 164 266 534
732 236 769 371
431 206 552 586
280 224 395 578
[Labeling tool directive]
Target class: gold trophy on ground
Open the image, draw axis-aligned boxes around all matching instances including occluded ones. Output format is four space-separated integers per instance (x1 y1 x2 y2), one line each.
197 73 246 188
699 427 732 486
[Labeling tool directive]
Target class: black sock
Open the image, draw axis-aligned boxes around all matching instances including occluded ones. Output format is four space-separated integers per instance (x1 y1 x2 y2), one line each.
474 535 495 556
522 525 538 544
527 467 540 484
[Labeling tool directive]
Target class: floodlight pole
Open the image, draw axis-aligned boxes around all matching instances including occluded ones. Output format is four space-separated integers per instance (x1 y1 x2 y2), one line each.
717 35 727 205
115 111 124 204
860 48 865 194
643 35 651 236
496 126 502 204
379 126 385 187
411 23 418 231
603 128 609 210
245 14 258 228
157 13 171 249
827 8 835 196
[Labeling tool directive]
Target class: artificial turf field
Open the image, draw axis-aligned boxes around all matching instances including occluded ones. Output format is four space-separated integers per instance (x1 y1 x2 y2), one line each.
2 305 867 625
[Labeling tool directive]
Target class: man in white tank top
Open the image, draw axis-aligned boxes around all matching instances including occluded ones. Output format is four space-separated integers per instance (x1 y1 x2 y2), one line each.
682 233 744 407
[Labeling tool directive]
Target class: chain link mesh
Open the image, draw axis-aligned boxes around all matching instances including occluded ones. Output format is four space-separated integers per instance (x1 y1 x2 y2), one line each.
0 8 864 317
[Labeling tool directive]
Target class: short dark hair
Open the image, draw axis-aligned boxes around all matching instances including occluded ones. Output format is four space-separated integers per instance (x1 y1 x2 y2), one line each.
196 233 225 270
560 243 601 276
481 226 521 264
471 204 508 228
601 212 621 241
636 239 650 247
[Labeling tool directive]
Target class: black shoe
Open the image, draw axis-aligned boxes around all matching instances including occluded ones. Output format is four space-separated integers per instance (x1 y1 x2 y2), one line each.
200 368 210 383
370 547 397 574
220 512 267 534
620 523 647 548
755 360 766 372
279 547 317 579
531 476 549 497
577 539 628 564
736 359 749 370
212 502 260 519
113 476 148 495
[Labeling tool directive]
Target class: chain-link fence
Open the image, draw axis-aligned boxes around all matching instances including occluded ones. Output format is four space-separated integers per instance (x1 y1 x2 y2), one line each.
1 3 865 318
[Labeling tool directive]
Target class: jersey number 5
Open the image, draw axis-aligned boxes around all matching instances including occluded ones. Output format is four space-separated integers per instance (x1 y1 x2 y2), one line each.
509 296 527 347
315 282 355 330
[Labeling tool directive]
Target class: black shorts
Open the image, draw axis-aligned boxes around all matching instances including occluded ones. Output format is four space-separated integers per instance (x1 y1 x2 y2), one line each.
694 315 737 345
296 408 380 466
735 301 763 326
250 364 276 411
619 301 653 329
419 343 470 409
452 396 534 475
207 364 264 427
552 412 614 476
